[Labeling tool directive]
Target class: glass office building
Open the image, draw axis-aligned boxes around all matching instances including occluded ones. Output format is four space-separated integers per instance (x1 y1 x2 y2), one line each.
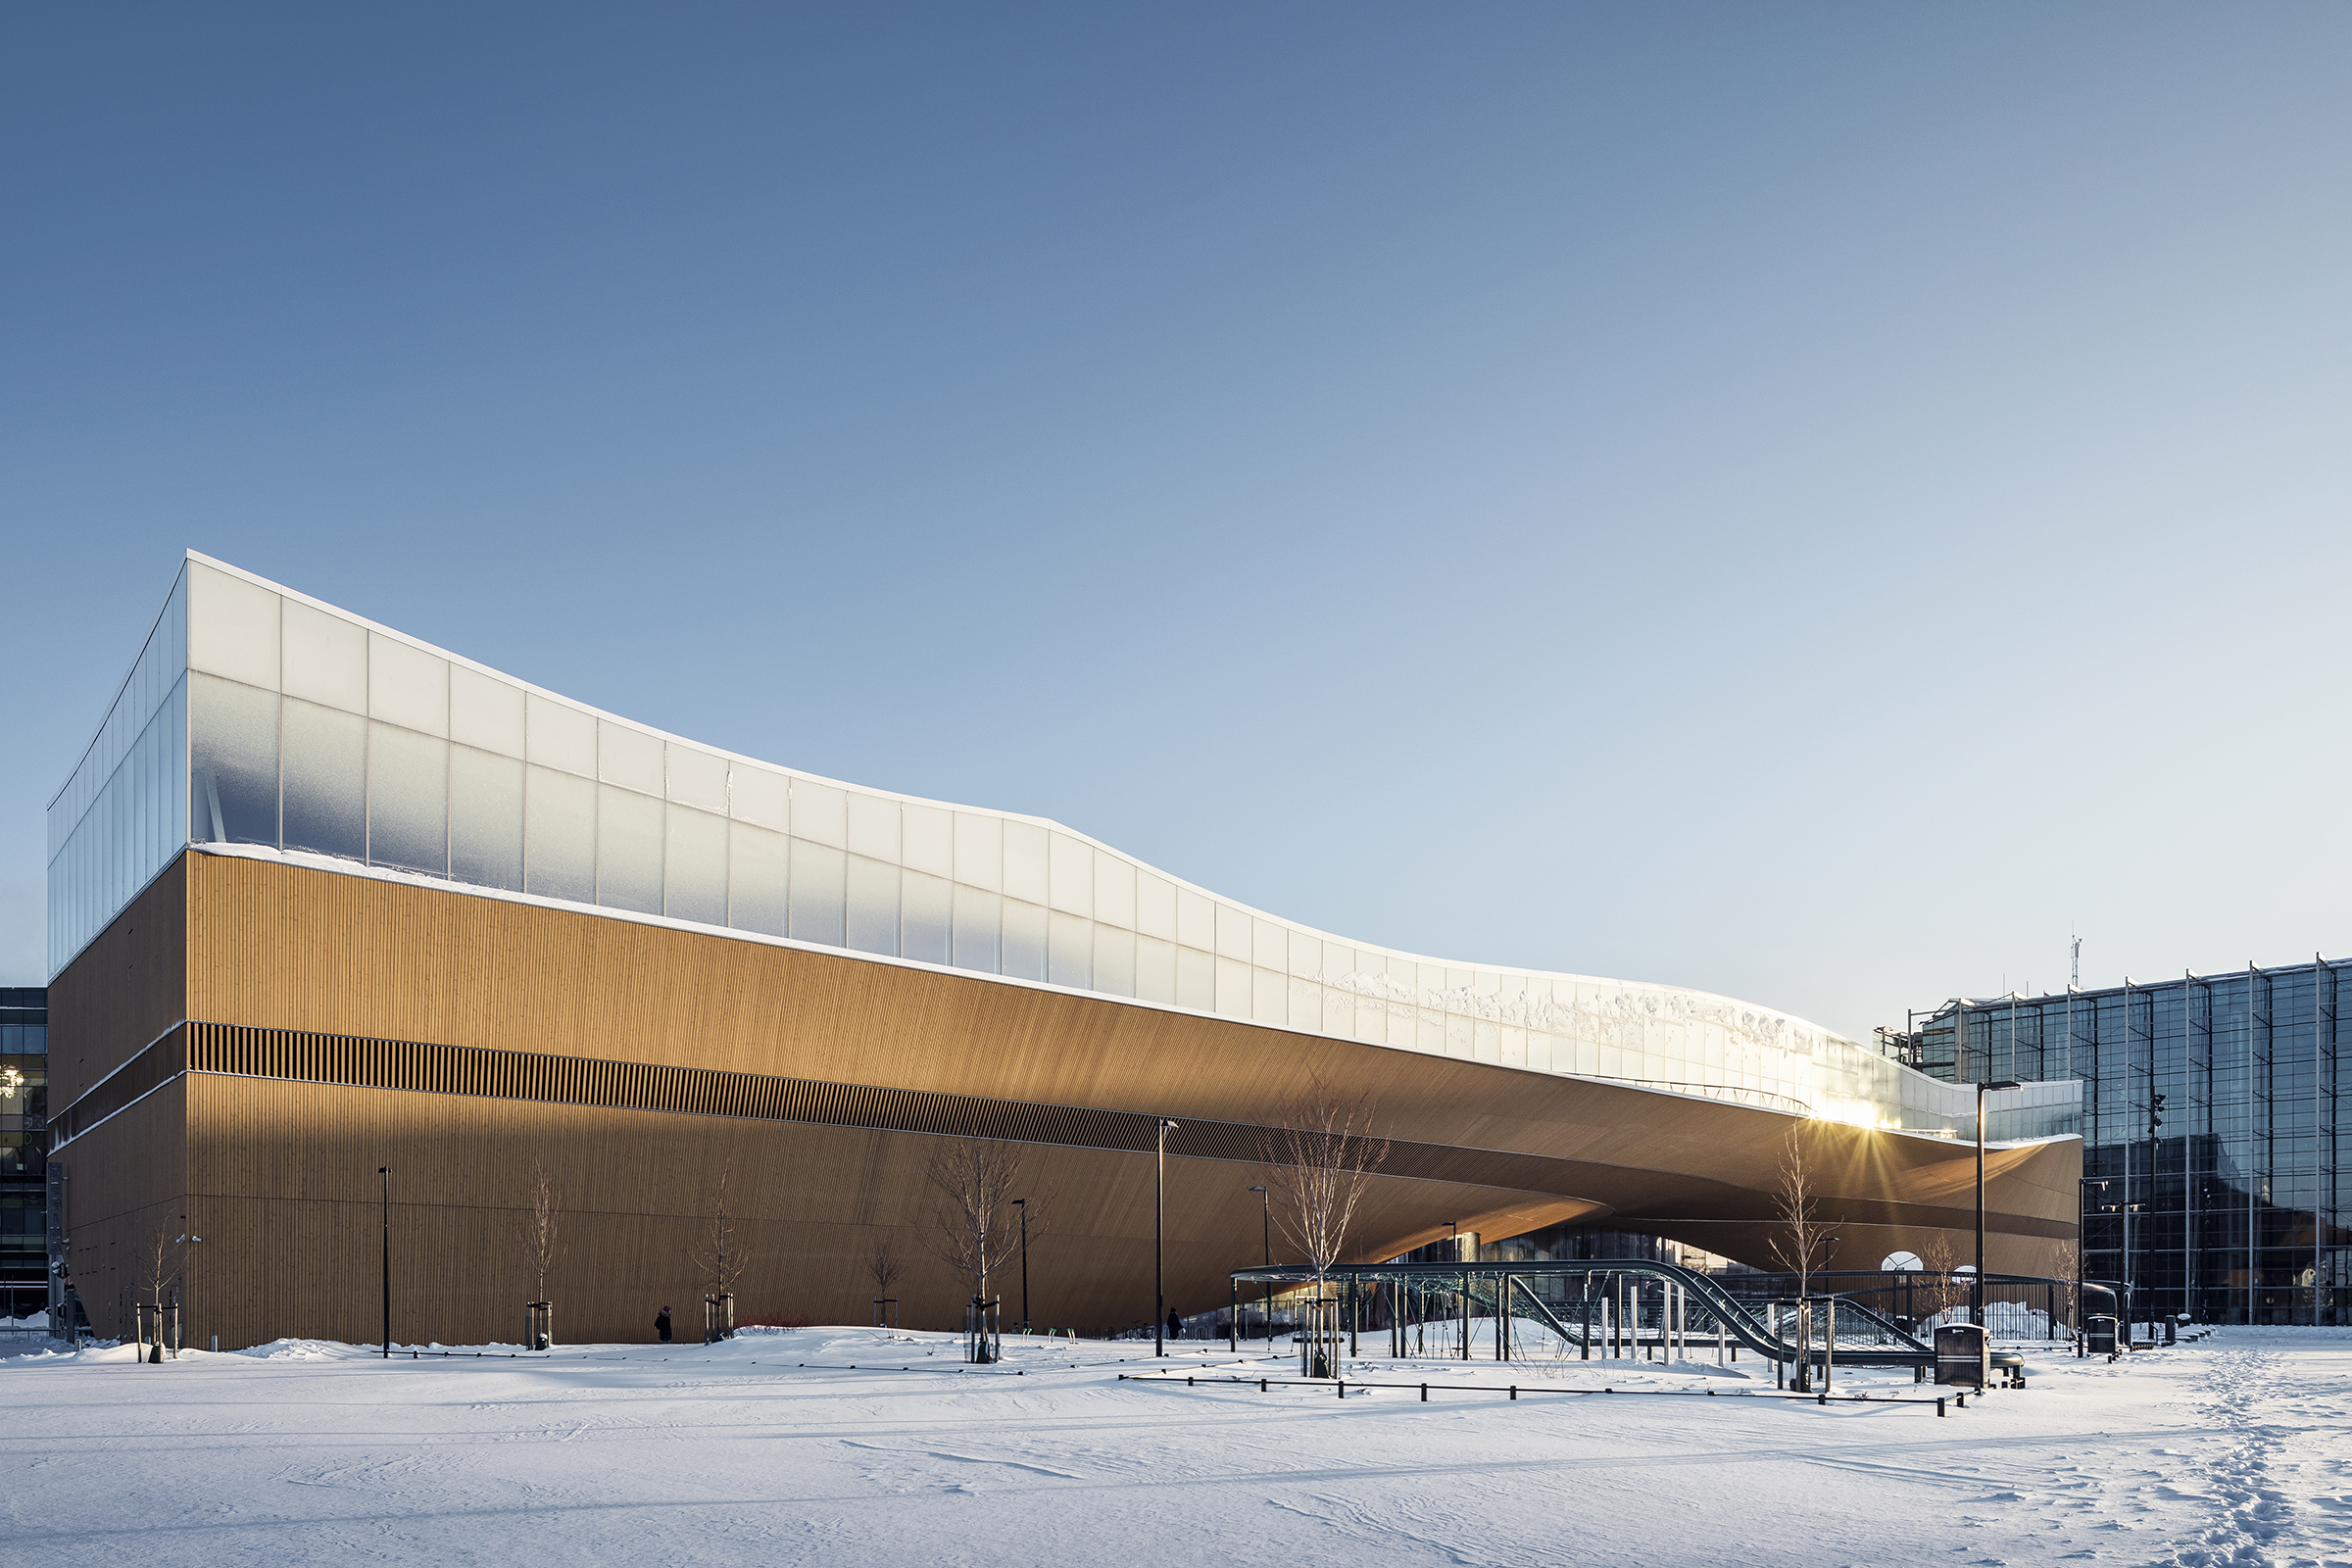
49 553 2071 1144
0 988 47 1318
1900 965 2347 1323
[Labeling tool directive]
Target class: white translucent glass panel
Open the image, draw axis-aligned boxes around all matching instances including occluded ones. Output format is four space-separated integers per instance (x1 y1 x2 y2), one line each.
1176 889 1213 952
1447 1015 1475 1058
846 854 899 956
280 601 366 713
667 746 728 813
665 806 727 927
1322 987 1353 1038
1003 822 1047 905
449 746 522 890
727 823 787 936
951 886 999 972
368 634 447 736
1251 967 1286 1024
1092 925 1135 997
368 722 447 875
789 840 846 947
1048 911 1090 988
1135 935 1175 1004
901 871 952 965
1288 932 1320 980
732 767 789 833
189 674 278 845
1047 835 1090 917
187 563 278 689
450 666 524 758
527 696 596 777
1252 918 1286 970
598 786 663 915
1092 852 1134 928
793 781 847 849
600 723 663 797
50 665 190 974
1001 899 1046 981
1352 997 1384 1044
280 699 366 859
902 806 952 878
1135 872 1175 941
1214 956 1250 1017
954 813 1001 892
847 794 900 861
1176 947 1214 1011
1215 906 1250 962
524 766 595 904
1288 976 1319 1025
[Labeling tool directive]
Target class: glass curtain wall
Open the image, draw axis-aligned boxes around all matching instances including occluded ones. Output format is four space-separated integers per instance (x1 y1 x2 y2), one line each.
1913 965 2347 1324
54 555 2019 1138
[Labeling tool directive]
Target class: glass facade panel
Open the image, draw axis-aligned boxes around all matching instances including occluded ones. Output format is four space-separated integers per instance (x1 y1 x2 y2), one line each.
847 793 900 862
368 633 448 736
1135 873 1176 941
1092 850 1134 929
726 822 787 936
902 805 953 878
951 885 1000 973
526 695 596 777
1001 899 1047 982
448 665 525 758
597 785 664 914
280 600 367 713
1048 910 1091 988
190 673 278 846
666 746 728 812
731 766 789 833
448 745 523 891
1135 934 1176 1004
599 722 663 797
1176 888 1214 952
523 765 596 905
1177 946 1214 1011
900 870 952 964
1003 821 1048 905
954 813 1002 893
1047 834 1091 917
280 699 366 859
367 721 447 875
846 854 900 956
1092 924 1136 998
664 805 728 927
1215 905 1250 962
792 781 848 850
186 563 279 688
788 839 847 946
1251 966 1286 1024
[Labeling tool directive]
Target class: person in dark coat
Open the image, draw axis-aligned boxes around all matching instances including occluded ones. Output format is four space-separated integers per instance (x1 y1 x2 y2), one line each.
1167 1308 1183 1342
656 1304 672 1344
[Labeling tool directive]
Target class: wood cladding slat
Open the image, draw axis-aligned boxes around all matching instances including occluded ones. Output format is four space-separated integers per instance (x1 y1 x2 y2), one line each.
47 857 187 1108
61 1020 1569 1193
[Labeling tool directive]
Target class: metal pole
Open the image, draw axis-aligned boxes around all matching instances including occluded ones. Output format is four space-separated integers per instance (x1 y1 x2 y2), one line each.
378 1166 390 1357
1250 1186 1269 1342
1976 1083 1987 1329
1013 1198 1029 1336
1155 1120 1177 1356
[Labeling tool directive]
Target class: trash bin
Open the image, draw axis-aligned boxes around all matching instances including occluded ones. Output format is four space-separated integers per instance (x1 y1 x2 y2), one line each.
2085 1314 2118 1354
1935 1322 1988 1388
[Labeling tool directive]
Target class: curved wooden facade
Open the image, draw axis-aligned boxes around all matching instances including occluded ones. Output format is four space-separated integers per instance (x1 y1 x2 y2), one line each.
49 850 2081 1348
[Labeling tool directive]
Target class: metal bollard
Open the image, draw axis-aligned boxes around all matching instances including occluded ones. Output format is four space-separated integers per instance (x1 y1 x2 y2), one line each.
1936 1397 1946 1417
1509 1385 1517 1400
1420 1383 1428 1401
1259 1378 1266 1392
1337 1380 1346 1399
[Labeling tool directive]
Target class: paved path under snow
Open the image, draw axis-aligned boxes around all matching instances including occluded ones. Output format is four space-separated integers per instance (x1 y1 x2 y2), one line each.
7 1326 2351 1566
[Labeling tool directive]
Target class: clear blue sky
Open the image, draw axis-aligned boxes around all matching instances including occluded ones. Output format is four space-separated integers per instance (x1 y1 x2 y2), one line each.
7 4 2350 1041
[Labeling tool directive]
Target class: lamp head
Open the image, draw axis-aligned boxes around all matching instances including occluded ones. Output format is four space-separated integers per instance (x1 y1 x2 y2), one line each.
1249 1185 1266 1194
1982 1079 2023 1092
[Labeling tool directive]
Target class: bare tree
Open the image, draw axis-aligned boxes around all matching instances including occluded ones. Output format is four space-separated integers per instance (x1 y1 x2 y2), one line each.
1257 1076 1391 1291
2049 1235 2081 1335
867 1235 904 1298
1767 1123 1834 1301
134 1224 182 1356
920 1140 1036 1305
690 1159 752 1303
516 1161 562 1303
1918 1229 1962 1323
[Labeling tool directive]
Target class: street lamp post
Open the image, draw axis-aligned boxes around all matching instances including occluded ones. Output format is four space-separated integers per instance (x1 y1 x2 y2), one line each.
1248 1186 1269 1342
1012 1198 1028 1335
1975 1080 2022 1328
1155 1119 1179 1357
377 1166 392 1358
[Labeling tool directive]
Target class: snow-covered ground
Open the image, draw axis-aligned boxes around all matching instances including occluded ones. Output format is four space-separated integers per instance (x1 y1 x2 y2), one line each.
8 1324 2350 1566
